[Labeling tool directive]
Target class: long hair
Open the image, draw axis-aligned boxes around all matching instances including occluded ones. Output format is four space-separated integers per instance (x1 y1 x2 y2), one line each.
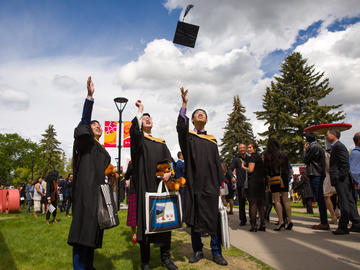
264 138 283 169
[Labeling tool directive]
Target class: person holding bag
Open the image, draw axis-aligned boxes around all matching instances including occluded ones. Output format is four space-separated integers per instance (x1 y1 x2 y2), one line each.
130 100 177 270
67 76 111 270
264 138 293 231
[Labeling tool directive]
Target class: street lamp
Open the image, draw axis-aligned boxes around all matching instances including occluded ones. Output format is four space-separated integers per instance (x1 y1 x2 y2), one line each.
114 97 128 174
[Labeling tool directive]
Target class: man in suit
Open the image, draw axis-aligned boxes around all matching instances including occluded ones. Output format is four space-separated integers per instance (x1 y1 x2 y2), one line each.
228 143 249 226
326 128 360 235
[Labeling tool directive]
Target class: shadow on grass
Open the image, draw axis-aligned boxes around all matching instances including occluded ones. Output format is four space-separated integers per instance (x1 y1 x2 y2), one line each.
0 230 17 270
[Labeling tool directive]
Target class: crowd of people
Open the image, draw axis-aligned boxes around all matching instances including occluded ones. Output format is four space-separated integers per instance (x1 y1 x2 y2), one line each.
6 76 359 270
19 172 73 222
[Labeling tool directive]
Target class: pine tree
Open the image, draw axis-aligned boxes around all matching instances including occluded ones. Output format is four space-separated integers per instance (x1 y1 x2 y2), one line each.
220 95 256 164
39 124 65 176
255 52 345 163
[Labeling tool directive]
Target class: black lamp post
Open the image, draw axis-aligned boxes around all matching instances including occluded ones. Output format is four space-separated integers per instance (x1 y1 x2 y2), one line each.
114 97 128 174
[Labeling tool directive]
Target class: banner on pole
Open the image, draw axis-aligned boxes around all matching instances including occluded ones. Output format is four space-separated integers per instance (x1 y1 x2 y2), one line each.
104 121 117 148
123 121 132 148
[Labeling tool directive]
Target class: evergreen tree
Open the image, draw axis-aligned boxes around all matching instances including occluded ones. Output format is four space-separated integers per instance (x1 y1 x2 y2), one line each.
39 124 65 176
220 95 256 164
255 52 345 163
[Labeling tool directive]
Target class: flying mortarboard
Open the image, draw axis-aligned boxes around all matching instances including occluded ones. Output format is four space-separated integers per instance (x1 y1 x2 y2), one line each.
173 4 199 48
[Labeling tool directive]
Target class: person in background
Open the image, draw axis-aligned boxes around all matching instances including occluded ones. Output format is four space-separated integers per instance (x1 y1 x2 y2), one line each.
124 161 137 243
58 176 66 212
242 142 266 232
25 180 33 214
33 177 45 217
46 170 59 224
326 128 360 234
350 132 360 204
323 150 337 224
264 138 293 231
64 173 73 217
175 151 185 208
222 162 234 215
228 143 249 226
303 132 328 231
19 184 26 208
41 177 47 214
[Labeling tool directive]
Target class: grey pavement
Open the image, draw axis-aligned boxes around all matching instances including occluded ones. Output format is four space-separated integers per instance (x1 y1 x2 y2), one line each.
228 209 360 270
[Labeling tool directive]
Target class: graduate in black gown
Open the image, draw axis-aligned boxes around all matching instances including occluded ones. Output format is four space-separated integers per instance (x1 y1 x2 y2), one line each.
176 87 228 266
68 77 111 270
130 100 177 270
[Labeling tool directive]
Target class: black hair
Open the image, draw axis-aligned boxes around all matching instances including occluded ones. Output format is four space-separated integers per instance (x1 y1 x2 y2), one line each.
248 141 258 152
327 128 340 139
264 138 283 169
90 120 100 125
68 173 73 178
304 132 317 143
191 109 207 119
45 170 59 183
177 151 182 158
142 113 151 118
353 132 360 146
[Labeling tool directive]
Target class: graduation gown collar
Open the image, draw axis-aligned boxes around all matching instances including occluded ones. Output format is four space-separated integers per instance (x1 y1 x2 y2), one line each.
144 133 166 144
189 129 217 145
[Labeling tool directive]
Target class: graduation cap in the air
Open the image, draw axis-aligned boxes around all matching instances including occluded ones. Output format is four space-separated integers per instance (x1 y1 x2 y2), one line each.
173 4 199 48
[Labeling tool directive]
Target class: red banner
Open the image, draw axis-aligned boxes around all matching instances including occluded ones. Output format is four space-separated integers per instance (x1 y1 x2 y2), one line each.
123 121 132 148
104 121 117 147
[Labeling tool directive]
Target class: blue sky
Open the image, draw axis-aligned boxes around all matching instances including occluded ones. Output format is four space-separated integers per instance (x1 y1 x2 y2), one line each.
0 0 180 62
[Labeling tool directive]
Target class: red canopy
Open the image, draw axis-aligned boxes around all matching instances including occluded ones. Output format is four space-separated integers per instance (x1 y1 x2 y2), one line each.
304 123 352 135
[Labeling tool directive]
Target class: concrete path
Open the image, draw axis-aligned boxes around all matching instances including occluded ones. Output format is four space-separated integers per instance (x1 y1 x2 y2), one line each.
228 210 360 270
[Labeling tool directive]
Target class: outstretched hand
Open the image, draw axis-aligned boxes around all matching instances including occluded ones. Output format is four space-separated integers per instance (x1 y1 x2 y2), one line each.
87 76 94 98
180 87 188 108
136 100 144 113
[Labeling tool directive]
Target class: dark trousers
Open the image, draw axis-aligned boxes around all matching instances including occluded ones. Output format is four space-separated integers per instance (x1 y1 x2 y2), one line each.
237 185 247 224
26 200 32 214
60 195 66 212
139 242 171 264
310 176 328 225
335 177 360 230
46 201 57 220
191 228 221 256
73 244 95 270
249 199 265 227
65 196 72 215
303 198 314 214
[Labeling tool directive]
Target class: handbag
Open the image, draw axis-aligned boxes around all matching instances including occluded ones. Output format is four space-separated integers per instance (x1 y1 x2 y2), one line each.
218 197 230 250
220 182 229 196
268 167 284 188
145 181 183 234
98 183 120 230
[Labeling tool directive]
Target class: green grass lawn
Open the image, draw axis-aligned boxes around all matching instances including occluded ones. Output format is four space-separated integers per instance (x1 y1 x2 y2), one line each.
0 207 272 270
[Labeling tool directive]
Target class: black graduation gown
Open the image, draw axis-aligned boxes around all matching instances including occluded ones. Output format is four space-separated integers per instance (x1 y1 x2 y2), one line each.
68 124 111 249
130 117 172 244
177 115 224 235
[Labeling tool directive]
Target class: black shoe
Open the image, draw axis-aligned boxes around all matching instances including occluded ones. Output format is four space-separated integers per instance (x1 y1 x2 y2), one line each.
162 259 178 270
349 225 360 233
286 222 293 231
274 223 286 231
258 226 266 232
212 254 228 266
249 227 257 232
141 263 151 270
332 228 349 235
201 232 209 237
189 251 204 263
239 221 247 226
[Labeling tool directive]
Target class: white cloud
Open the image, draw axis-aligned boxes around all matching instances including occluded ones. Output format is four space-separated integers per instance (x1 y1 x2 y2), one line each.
0 86 30 110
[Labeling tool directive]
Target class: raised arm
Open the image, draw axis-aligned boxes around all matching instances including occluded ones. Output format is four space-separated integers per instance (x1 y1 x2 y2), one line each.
177 87 189 154
130 100 145 159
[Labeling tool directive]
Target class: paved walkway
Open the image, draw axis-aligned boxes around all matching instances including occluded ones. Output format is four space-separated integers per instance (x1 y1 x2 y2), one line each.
228 209 360 270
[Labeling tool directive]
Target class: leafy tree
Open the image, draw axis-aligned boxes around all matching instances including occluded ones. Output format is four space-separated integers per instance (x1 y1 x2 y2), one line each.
220 95 256 164
255 52 345 163
0 133 40 186
39 124 66 176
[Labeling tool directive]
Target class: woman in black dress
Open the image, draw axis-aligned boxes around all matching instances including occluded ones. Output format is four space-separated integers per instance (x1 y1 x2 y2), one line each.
263 138 293 231
242 142 266 232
